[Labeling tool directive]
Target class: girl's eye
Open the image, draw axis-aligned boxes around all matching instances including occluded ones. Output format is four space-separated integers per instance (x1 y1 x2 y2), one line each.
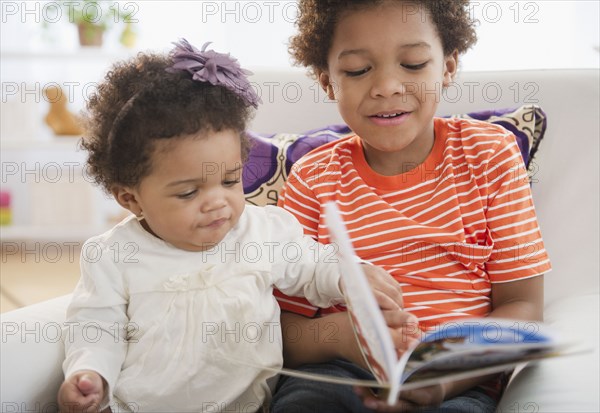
223 179 241 188
344 68 370 77
403 62 428 70
177 190 197 199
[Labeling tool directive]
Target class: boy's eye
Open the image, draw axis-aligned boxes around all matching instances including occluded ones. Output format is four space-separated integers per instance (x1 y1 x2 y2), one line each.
177 190 197 199
402 62 428 70
344 68 370 77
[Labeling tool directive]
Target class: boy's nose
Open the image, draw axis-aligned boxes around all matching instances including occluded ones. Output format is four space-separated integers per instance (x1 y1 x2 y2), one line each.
370 69 406 98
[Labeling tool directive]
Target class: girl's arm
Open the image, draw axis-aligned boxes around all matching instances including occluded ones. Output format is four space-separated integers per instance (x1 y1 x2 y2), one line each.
61 239 129 410
281 264 421 370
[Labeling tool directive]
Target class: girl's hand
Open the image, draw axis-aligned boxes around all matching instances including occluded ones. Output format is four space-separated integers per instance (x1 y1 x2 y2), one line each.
58 370 107 413
354 383 447 412
360 264 422 353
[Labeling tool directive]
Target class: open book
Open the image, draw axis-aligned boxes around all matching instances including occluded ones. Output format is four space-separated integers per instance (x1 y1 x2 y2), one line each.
322 202 569 405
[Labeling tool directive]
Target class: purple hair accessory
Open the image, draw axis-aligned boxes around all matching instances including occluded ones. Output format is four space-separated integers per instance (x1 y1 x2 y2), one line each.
167 39 261 108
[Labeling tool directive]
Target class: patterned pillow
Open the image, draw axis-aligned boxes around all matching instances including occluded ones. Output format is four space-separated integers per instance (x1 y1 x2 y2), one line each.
243 104 547 207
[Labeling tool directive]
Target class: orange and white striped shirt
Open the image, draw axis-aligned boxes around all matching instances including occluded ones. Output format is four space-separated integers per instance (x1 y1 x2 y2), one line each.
276 117 551 329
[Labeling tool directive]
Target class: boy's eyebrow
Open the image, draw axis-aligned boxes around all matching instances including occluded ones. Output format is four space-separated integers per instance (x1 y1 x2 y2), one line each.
338 42 431 59
166 165 243 187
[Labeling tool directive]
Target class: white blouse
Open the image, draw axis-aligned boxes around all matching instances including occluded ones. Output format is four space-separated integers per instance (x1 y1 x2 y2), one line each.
63 205 344 412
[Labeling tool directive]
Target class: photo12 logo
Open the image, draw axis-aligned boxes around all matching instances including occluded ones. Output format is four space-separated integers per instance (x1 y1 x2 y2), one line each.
467 1 540 24
1 1 139 25
200 1 299 24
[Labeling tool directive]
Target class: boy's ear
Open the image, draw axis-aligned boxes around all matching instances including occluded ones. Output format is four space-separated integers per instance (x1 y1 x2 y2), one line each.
443 50 459 87
318 71 336 100
112 186 143 217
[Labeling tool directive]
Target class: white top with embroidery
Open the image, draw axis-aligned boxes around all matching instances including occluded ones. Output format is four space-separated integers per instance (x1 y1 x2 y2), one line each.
62 205 344 412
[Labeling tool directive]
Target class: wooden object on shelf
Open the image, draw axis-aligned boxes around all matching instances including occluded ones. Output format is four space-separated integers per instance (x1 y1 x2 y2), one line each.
43 86 83 136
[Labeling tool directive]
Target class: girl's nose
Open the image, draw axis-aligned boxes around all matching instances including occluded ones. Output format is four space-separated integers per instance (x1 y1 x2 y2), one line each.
200 189 227 213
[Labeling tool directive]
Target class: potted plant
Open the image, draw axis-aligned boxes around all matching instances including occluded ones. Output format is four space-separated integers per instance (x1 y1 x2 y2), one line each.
63 0 127 47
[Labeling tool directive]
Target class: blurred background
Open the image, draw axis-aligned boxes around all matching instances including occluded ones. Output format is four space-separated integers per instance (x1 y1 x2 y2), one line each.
1 0 599 312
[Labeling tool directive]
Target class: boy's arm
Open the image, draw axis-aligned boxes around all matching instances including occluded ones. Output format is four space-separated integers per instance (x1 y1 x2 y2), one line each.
489 275 544 321
357 276 545 412
281 311 418 370
441 275 544 399
281 311 366 368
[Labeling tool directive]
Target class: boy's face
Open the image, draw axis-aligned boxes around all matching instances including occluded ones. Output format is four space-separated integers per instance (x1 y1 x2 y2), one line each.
320 2 457 173
115 130 246 252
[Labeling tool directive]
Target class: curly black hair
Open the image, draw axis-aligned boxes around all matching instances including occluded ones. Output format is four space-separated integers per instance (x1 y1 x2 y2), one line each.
81 52 254 193
289 0 478 76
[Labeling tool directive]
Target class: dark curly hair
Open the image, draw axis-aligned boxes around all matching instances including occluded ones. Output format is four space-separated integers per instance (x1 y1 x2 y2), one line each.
81 52 254 193
289 0 478 76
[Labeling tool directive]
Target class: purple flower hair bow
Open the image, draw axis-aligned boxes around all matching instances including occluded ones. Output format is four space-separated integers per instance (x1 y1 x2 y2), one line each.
167 39 261 108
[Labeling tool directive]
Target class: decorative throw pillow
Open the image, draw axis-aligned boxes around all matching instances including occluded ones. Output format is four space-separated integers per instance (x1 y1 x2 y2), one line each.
243 104 547 207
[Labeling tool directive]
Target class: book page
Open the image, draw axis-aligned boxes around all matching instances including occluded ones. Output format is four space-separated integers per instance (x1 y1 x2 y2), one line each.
324 202 397 383
401 318 559 383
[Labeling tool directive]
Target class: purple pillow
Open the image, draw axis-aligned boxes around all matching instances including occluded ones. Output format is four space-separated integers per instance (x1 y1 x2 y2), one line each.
244 104 547 206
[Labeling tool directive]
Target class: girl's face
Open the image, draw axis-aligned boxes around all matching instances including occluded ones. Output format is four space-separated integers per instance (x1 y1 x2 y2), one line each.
115 130 246 252
319 2 457 174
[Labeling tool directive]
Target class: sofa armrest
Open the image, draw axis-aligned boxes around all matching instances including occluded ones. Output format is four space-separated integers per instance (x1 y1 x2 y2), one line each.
497 293 600 412
1 295 71 412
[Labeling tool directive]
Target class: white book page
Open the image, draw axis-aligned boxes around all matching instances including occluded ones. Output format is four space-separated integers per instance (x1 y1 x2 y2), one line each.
324 202 398 384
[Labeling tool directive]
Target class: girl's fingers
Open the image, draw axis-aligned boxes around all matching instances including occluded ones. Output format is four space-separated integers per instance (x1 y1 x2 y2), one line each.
362 265 404 309
373 290 402 312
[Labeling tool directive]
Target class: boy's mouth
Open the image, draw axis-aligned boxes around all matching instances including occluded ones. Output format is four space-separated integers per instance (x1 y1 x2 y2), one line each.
375 112 406 119
372 112 407 118
368 111 411 126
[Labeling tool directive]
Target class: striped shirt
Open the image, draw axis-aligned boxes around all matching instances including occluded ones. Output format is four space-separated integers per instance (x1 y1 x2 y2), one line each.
276 117 551 329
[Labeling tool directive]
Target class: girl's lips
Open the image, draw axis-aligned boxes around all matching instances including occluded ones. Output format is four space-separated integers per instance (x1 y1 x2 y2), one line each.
203 218 228 228
368 111 411 126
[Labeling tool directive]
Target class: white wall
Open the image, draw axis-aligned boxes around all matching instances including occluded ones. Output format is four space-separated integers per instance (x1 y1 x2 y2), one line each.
1 1 598 71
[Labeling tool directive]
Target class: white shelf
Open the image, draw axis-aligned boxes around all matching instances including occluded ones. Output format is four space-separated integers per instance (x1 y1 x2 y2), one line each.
0 224 111 243
1 136 82 151
1 49 122 243
1 47 136 61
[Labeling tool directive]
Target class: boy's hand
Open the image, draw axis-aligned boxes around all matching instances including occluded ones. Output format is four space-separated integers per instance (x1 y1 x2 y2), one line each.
359 264 421 353
58 370 107 413
354 383 447 412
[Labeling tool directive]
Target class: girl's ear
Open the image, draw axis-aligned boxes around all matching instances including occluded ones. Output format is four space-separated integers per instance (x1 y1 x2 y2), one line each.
318 71 336 100
443 50 459 87
112 186 143 217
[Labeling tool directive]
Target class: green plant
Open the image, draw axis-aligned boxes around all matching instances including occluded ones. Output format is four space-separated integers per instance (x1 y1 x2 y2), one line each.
66 0 124 27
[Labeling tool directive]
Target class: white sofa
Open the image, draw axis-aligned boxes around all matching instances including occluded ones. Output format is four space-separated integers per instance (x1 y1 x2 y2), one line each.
1 69 598 412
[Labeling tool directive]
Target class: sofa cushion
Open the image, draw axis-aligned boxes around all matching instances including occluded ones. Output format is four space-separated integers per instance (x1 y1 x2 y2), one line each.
243 104 547 207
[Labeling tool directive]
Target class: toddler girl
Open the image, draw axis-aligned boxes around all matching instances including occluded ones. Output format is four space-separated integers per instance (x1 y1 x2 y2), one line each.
57 39 402 413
